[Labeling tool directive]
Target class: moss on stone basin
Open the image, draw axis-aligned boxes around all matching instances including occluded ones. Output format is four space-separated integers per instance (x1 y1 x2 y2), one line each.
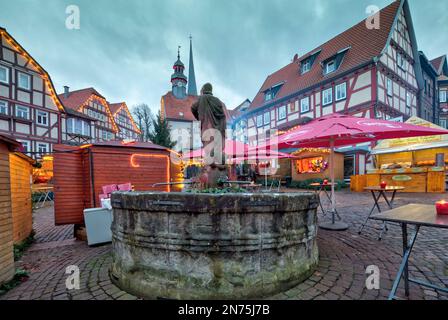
110 192 319 300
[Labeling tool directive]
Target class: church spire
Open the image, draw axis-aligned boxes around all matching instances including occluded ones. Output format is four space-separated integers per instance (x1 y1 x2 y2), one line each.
187 35 198 96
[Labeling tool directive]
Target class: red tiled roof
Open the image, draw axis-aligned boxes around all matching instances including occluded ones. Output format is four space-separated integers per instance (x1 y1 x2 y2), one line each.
109 102 141 134
430 56 445 74
91 140 167 150
162 92 198 121
58 87 105 111
248 1 401 113
109 102 123 115
161 92 233 123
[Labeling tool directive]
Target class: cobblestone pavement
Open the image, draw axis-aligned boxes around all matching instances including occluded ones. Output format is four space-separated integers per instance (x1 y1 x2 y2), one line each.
1 191 447 300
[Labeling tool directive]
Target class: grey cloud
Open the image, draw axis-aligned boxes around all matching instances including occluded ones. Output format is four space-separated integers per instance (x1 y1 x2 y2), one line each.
0 0 446 114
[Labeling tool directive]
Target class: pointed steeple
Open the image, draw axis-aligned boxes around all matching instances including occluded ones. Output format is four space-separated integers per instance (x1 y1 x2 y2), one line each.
187 35 198 96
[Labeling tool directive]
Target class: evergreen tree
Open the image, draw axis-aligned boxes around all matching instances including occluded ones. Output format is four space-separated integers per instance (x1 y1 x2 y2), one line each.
148 111 176 149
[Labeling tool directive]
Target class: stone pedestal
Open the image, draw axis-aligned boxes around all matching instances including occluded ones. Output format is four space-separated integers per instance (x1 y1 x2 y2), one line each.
110 192 319 299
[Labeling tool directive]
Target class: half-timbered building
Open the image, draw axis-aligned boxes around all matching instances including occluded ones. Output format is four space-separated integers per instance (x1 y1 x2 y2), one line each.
233 0 424 148
431 55 448 128
0 27 65 158
109 102 141 140
418 52 438 124
58 87 119 144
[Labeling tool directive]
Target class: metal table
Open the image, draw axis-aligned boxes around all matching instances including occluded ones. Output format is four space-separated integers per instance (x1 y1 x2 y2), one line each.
371 204 448 300
32 186 54 209
309 183 340 219
359 186 405 240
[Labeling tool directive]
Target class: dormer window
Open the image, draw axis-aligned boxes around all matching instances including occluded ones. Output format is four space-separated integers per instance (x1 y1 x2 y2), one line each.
301 59 311 74
263 83 283 102
322 46 350 76
299 49 321 75
264 92 273 102
325 60 336 74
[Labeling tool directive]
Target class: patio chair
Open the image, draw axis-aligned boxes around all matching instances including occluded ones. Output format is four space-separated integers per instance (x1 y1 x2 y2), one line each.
117 183 132 192
102 184 118 197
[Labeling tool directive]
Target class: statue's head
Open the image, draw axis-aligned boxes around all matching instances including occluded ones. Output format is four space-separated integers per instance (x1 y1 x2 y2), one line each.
201 83 213 95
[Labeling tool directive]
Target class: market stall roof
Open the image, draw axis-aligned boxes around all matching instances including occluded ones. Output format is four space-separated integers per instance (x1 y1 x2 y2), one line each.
82 140 168 151
371 117 448 155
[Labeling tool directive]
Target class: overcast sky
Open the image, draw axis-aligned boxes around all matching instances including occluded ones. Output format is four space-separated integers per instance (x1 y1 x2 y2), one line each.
0 0 446 114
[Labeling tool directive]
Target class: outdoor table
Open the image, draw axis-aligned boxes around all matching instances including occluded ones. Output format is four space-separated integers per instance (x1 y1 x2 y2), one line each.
32 186 54 209
371 204 448 300
309 183 340 219
359 186 405 240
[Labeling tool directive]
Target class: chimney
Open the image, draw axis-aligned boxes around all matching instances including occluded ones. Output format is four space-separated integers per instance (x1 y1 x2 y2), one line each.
293 53 299 62
63 86 70 98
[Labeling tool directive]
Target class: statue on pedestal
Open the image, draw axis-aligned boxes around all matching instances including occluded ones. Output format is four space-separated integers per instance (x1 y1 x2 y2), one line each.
191 83 228 188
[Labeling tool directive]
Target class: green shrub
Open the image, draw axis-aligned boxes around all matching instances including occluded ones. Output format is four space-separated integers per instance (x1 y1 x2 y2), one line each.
0 269 29 296
13 230 35 261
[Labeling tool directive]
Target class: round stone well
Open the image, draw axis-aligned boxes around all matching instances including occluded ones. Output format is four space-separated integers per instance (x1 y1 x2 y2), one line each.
110 192 319 299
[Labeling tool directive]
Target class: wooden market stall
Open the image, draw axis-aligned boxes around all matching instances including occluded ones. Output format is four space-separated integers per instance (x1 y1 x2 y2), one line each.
0 135 34 285
10 152 34 243
53 141 183 226
351 117 447 193
291 148 344 182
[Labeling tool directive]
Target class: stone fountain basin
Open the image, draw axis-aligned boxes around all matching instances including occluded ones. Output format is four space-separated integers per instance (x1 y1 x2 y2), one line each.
110 192 319 300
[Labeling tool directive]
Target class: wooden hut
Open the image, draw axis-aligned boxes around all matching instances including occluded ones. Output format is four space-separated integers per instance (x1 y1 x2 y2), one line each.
53 141 182 226
0 135 21 285
291 148 344 182
10 152 34 243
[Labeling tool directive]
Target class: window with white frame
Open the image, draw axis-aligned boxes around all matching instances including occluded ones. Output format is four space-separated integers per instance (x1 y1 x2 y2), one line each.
15 105 30 119
324 60 336 74
301 59 311 74
17 140 30 154
278 105 287 120
67 118 90 136
322 88 333 106
335 82 347 101
264 92 273 102
37 142 49 155
440 91 447 103
386 78 393 97
440 119 447 129
406 92 412 108
256 115 263 127
37 110 48 125
300 97 310 113
0 65 9 84
18 72 31 90
263 112 270 125
0 100 8 115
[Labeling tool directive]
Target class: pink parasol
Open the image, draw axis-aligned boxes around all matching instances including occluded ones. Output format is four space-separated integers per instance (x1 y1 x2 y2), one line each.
262 113 448 230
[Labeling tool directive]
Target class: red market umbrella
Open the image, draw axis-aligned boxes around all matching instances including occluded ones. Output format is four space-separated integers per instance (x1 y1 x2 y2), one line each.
262 113 448 230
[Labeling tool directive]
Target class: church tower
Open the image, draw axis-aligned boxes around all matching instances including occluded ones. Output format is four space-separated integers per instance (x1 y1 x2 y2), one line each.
187 36 198 96
171 46 188 99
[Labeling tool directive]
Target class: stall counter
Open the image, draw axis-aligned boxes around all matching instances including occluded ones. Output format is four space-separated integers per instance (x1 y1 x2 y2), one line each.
351 167 445 193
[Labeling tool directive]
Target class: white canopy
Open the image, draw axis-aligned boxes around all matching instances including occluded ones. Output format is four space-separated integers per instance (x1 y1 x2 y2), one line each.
371 116 448 155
